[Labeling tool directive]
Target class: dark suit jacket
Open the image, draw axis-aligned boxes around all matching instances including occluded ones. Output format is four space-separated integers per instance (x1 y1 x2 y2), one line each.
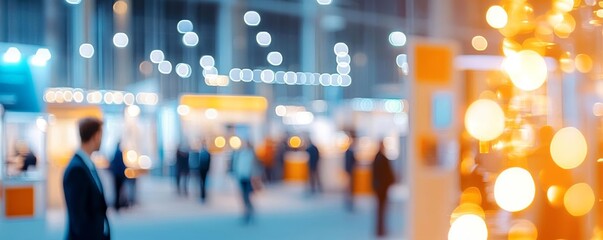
63 154 110 240
199 148 212 173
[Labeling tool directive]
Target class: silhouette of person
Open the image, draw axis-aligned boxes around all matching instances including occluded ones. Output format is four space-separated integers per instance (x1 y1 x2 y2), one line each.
372 141 395 237
233 140 257 224
109 141 127 212
344 136 357 211
198 141 211 202
175 143 190 196
306 139 321 194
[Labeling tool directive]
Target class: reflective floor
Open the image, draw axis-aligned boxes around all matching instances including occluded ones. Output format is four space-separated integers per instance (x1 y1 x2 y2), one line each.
1 176 406 240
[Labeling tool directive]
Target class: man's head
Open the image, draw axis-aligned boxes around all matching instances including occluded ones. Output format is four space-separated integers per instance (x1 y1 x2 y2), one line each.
78 117 103 151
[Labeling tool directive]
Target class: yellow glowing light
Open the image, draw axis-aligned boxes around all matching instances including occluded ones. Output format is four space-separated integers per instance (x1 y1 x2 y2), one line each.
124 168 135 179
559 52 575 73
288 136 303 149
471 36 488 51
597 9 603 18
460 187 482 205
575 54 593 73
547 11 564 26
448 214 488 240
214 136 226 148
494 167 535 212
508 220 538 240
229 136 242 150
547 185 565 207
550 127 587 169
113 0 128 15
564 183 595 216
553 13 576 38
486 5 508 29
450 203 485 225
504 50 548 91
502 38 521 56
554 0 575 12
126 150 138 165
464 99 505 141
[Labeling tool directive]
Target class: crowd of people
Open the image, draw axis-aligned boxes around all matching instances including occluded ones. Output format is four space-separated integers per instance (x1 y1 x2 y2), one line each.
62 117 399 239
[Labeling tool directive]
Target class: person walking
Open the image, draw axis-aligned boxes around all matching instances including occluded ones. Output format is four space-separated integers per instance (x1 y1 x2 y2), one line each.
372 141 395 238
344 137 357 211
109 141 127 212
175 143 190 196
306 139 321 194
198 142 211 203
232 140 258 224
63 117 110 240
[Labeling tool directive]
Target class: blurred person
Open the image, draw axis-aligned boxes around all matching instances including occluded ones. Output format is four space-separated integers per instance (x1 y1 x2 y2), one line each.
109 141 127 212
306 138 321 194
198 141 211 202
258 137 275 183
344 136 357 212
63 117 110 240
15 142 37 172
233 140 258 224
175 143 190 196
372 141 395 238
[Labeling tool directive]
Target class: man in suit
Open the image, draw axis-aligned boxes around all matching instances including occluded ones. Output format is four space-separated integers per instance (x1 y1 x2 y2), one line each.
63 117 110 240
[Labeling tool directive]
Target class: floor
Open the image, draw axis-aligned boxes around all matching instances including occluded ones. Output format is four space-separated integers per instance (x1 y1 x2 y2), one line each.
0 176 406 240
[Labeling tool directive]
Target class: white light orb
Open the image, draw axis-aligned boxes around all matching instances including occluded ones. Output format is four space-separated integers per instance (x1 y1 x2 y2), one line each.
340 75 352 87
337 64 351 75
229 68 241 82
150 50 164 63
175 63 192 78
127 105 141 117
182 32 199 47
261 69 275 83
448 214 488 240
158 61 172 74
177 20 193 34
389 31 407 47
241 69 253 82
333 42 349 56
199 55 215 69
494 167 535 212
464 99 505 141
317 0 333 5
205 108 218 119
336 54 351 65
79 43 95 58
113 32 129 48
504 50 548 91
256 31 272 47
244 11 261 26
550 127 587 169
267 51 283 66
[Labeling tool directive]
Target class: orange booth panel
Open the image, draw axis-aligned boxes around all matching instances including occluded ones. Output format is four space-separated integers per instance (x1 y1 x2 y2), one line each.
5 186 35 218
284 152 308 182
353 167 373 195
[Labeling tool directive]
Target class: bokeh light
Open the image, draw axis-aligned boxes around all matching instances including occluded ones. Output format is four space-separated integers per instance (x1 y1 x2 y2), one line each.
267 51 283 66
177 105 190 116
199 55 215 69
256 31 272 47
508 220 538 240
486 5 508 29
229 136 242 150
547 185 565 207
575 54 593 73
158 61 173 74
175 63 192 78
214 136 226 148
150 50 164 63
113 0 127 15
113 32 129 48
204 108 218 119
504 50 547 91
333 42 349 56
564 183 595 216
126 105 141 117
244 11 261 26
388 31 407 47
448 214 488 240
464 99 505 141
550 127 587 169
177 20 193 33
494 167 535 212
79 43 94 58
288 136 302 148
471 36 488 51
182 32 199 47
